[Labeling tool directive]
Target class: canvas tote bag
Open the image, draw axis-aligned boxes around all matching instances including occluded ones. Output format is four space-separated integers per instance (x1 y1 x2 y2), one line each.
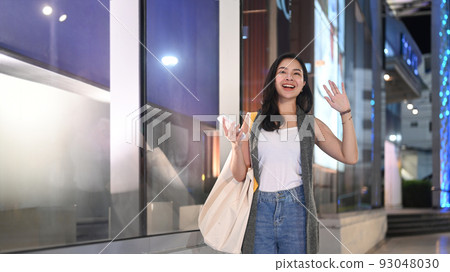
198 112 258 254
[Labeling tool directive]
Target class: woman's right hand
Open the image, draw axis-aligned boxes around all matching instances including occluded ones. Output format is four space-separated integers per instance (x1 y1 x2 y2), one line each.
222 116 247 147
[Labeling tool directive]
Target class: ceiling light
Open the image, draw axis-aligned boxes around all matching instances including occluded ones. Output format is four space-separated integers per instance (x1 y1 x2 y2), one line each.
412 108 418 115
407 103 413 110
161 56 178 67
384 73 391 81
59 14 67 22
42 6 53 16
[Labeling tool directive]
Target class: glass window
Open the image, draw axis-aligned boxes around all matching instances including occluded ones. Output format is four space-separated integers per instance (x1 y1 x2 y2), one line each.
241 0 380 214
0 0 110 88
242 0 269 113
0 0 220 253
144 0 219 235
0 0 110 252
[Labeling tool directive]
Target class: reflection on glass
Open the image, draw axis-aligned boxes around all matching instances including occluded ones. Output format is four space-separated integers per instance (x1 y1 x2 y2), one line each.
0 0 110 252
144 0 219 235
241 0 375 214
0 72 109 252
437 235 449 254
0 0 110 88
42 6 53 16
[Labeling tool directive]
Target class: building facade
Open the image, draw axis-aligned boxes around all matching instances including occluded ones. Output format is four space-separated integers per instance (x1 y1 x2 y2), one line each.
0 0 444 254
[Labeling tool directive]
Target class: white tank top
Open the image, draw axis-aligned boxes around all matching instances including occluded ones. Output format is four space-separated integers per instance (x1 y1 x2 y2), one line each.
257 126 302 192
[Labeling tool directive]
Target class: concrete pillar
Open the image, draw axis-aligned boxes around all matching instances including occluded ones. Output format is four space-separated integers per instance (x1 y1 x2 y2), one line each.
219 0 240 169
384 141 402 208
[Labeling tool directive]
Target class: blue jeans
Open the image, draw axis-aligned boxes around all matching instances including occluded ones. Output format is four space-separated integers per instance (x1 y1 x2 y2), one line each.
253 185 307 254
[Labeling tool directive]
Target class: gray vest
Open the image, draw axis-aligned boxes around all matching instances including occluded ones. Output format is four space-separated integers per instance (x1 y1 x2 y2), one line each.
241 106 319 254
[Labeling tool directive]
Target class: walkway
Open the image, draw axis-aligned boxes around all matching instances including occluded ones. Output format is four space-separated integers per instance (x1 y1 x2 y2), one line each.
371 232 450 254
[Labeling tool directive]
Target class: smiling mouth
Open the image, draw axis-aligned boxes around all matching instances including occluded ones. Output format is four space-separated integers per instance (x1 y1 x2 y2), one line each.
282 84 295 89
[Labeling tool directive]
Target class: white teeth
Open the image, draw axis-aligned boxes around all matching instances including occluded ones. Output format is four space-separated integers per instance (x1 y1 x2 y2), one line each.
282 84 295 88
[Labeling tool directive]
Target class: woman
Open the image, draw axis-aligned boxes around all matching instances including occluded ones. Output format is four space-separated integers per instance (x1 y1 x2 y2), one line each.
223 53 358 254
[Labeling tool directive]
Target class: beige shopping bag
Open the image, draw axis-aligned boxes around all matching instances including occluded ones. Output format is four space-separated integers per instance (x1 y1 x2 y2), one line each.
198 151 254 254
198 112 258 254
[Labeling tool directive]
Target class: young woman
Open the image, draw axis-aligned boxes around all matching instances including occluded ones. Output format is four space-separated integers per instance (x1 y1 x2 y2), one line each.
223 53 358 254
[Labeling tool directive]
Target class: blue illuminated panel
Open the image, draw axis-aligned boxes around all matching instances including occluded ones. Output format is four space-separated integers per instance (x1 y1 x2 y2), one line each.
145 0 219 116
400 34 419 76
439 0 450 208
0 0 110 88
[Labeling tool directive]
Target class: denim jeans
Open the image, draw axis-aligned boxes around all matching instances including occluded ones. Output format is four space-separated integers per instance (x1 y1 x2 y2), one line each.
253 185 307 254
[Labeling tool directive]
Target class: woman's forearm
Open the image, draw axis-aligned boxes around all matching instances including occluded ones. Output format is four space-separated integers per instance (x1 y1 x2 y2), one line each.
230 144 248 182
341 113 358 164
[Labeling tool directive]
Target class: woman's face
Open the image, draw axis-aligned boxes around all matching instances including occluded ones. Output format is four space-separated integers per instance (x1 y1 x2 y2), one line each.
274 58 306 101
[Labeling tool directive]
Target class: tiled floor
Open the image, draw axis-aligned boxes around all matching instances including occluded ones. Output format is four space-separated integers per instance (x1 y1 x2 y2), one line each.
385 207 450 215
371 232 450 254
194 233 450 254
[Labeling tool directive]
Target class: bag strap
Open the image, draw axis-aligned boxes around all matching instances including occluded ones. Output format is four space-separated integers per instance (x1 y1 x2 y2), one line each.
248 112 258 192
249 111 258 123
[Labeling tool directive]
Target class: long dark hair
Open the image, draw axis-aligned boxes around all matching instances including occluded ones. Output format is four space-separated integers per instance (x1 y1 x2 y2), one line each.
259 53 313 132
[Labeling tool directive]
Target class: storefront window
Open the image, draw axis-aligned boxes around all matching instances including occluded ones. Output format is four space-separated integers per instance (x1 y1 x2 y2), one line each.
144 0 219 235
0 0 110 88
0 0 220 253
0 0 110 252
241 0 379 214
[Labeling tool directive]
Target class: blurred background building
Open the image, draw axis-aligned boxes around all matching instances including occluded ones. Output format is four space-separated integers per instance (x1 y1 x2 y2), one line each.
0 0 448 254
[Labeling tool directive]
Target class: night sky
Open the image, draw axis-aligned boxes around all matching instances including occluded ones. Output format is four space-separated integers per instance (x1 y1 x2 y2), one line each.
401 15 431 54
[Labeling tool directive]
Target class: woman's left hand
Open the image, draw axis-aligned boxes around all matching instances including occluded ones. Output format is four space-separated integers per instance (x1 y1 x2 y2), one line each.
322 80 351 113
